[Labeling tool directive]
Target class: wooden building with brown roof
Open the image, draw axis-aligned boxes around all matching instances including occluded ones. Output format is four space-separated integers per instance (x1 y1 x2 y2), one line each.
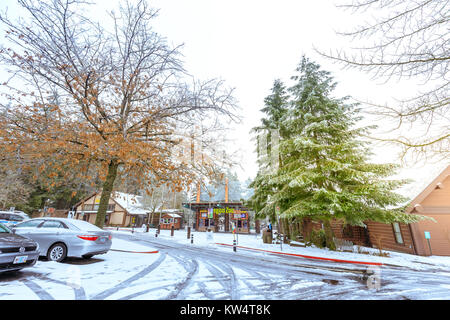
73 191 149 227
398 165 450 256
280 165 450 256
346 165 450 256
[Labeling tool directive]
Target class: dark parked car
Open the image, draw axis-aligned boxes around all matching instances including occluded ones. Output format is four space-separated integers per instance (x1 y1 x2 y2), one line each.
0 223 39 273
12 218 112 262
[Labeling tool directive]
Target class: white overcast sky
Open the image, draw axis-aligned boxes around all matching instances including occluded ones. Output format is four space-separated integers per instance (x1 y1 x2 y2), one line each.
145 0 440 183
0 0 444 191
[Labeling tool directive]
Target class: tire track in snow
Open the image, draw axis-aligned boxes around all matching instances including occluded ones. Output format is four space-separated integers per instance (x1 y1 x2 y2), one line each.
202 261 234 299
91 252 167 300
117 284 173 300
163 253 199 300
19 274 87 300
20 278 54 300
211 261 240 300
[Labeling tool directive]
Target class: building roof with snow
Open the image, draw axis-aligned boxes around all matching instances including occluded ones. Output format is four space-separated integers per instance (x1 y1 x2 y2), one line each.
112 192 149 216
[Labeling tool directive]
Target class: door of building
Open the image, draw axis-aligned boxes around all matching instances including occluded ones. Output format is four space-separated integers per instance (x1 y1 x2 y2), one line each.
218 213 225 232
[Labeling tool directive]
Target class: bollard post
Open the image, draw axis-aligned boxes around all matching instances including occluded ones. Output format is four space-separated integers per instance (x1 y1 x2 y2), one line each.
191 233 194 244
155 229 158 237
171 225 174 237
187 226 191 239
233 239 237 252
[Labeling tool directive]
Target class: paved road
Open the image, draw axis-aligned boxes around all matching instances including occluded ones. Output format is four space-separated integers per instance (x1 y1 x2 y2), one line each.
112 232 450 300
2 232 450 300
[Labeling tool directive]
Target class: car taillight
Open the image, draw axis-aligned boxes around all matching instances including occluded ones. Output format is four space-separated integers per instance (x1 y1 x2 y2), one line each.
77 235 99 241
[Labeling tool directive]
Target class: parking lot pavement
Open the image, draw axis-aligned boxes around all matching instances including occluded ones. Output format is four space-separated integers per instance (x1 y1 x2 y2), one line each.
2 233 450 300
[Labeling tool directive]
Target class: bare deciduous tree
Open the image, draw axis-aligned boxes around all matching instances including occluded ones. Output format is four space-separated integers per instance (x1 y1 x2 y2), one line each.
317 0 449 161
0 0 239 227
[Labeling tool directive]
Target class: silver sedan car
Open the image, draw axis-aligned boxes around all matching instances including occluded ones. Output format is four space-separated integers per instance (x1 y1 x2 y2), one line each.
12 218 112 262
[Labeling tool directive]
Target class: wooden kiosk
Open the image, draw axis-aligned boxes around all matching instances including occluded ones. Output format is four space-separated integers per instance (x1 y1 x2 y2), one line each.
183 201 250 233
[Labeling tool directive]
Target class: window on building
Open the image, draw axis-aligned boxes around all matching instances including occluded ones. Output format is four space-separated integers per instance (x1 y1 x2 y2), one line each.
392 222 404 244
83 204 93 211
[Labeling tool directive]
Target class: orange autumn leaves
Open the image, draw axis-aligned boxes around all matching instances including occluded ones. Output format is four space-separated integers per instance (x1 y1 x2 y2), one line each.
0 0 238 210
0 65 191 195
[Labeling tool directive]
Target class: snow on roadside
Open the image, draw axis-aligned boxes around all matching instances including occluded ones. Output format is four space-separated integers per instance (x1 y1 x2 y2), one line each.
111 237 158 252
113 227 450 271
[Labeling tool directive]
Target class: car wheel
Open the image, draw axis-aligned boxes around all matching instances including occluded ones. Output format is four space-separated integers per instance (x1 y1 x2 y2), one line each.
47 243 67 262
82 254 93 259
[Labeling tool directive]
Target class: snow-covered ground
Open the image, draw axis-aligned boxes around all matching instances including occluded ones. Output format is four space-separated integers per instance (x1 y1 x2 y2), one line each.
116 227 450 272
1 237 164 300
1 227 450 300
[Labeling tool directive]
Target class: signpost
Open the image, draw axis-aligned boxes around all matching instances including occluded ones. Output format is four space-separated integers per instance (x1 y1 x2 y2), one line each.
131 216 136 233
232 222 237 252
424 231 432 255
275 206 281 250
235 210 240 245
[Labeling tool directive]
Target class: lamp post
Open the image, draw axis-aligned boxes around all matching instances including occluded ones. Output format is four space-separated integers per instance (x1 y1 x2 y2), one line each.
232 221 237 252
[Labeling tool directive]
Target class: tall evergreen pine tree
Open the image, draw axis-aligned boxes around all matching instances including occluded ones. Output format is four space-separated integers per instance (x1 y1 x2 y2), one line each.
250 57 424 249
248 79 289 223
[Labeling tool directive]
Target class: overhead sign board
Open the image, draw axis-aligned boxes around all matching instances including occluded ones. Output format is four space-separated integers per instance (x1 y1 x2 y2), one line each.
199 208 248 220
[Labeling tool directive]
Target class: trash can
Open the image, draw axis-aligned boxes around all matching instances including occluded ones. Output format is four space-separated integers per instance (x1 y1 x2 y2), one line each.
262 227 273 244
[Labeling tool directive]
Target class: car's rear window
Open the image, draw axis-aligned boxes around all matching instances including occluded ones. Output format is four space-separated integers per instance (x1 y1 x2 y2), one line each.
66 219 103 231
15 220 44 228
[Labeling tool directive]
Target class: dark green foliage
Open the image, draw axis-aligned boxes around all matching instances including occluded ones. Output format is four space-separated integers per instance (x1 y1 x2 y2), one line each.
305 229 327 248
253 79 289 134
16 184 90 216
248 56 425 249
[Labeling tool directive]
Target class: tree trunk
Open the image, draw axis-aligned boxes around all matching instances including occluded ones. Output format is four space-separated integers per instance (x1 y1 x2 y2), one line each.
323 220 336 251
95 159 119 228
288 221 293 241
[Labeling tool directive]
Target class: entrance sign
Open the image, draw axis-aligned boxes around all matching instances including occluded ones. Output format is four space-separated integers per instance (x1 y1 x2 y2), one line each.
186 201 251 233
